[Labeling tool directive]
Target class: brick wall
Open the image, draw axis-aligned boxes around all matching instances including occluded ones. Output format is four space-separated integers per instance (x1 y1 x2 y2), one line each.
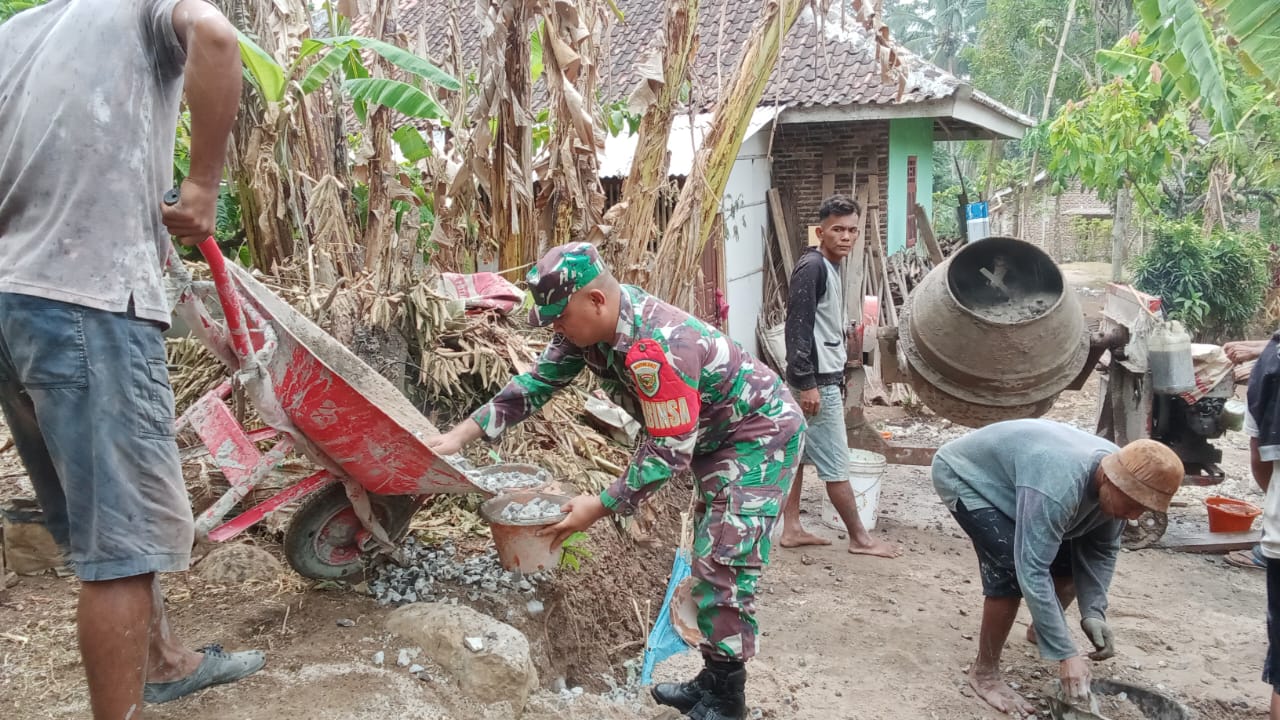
770 120 891 255
990 180 1145 263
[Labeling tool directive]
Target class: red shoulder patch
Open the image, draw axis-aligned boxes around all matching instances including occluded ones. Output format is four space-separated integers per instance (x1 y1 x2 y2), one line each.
625 340 701 437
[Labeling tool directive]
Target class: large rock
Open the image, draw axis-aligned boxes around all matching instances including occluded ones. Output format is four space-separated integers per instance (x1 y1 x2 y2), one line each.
387 602 538 714
195 543 284 584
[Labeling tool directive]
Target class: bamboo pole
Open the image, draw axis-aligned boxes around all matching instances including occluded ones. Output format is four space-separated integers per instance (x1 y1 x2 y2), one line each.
613 0 700 281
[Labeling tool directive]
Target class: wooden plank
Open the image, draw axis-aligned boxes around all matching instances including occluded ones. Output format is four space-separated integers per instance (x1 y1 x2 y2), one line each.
807 225 820 247
766 189 796 282
1155 524 1260 553
867 176 897 327
914 202 943 265
844 182 867 328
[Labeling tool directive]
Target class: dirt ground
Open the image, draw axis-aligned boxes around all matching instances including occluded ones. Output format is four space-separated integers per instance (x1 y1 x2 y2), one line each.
0 263 1274 719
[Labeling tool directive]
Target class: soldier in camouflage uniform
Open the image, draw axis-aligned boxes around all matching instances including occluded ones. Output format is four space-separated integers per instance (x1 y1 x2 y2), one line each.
428 242 805 720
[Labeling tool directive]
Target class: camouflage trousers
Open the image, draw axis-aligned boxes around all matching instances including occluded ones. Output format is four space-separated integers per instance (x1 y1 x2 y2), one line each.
690 428 803 662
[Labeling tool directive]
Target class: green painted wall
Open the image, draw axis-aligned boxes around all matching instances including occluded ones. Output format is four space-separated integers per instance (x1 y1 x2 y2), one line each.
887 118 934 255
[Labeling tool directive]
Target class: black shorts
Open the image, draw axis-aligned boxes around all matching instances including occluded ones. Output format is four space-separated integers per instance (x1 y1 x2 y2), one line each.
950 499 1073 598
1264 558 1280 694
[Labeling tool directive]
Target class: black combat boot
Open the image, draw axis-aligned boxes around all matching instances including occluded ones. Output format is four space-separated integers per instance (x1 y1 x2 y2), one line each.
650 665 714 712
687 660 747 720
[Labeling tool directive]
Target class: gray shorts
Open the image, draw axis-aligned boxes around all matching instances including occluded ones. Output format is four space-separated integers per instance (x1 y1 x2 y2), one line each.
0 293 193 581
798 384 848 482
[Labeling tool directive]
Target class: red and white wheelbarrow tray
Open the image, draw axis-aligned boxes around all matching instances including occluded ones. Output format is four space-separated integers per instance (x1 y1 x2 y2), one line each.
165 213 483 580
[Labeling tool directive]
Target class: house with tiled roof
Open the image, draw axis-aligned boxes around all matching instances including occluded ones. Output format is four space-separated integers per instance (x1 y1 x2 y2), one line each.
387 0 1031 352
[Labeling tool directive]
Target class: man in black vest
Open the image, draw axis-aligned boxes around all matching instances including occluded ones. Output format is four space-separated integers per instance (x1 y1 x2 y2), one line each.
781 195 898 557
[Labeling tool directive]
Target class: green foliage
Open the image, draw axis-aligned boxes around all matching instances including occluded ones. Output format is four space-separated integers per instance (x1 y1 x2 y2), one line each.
235 30 287 103
1045 72 1196 203
1131 218 1271 338
0 0 43 23
558 532 593 572
931 184 962 237
1131 0 1280 135
885 0 986 75
1204 0 1280 90
296 36 461 95
964 0 1129 117
529 22 545 83
215 184 243 245
601 99 642 138
1133 0 1236 132
344 77 447 121
1068 217 1113 260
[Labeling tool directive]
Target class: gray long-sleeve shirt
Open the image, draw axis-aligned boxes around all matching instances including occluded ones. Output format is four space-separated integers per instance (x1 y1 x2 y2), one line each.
932 419 1123 660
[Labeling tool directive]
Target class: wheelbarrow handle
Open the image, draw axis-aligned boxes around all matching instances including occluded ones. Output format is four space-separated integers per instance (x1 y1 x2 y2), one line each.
165 188 255 362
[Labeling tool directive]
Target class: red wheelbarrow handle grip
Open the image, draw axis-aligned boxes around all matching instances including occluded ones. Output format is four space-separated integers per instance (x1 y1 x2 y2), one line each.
165 188 255 362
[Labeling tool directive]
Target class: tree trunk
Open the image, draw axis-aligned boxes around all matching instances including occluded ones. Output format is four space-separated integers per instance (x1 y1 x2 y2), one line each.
494 0 535 278
609 0 700 282
360 0 399 287
217 0 298 272
1111 187 1131 282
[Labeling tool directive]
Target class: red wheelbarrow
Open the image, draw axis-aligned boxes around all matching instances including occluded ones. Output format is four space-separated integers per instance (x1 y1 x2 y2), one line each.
167 230 483 580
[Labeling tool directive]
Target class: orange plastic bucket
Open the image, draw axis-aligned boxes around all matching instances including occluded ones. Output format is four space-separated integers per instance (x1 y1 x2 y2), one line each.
478 490 571 573
1204 496 1262 533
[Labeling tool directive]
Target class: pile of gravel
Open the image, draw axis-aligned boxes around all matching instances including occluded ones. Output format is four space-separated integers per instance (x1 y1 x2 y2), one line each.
369 537 549 606
498 497 565 523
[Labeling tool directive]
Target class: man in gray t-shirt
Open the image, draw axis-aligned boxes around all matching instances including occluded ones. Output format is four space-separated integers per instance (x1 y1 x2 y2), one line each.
932 419 1182 714
0 1 259 716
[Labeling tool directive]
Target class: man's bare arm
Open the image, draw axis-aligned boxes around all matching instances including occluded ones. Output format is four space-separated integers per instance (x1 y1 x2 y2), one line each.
162 0 241 243
1252 437 1272 492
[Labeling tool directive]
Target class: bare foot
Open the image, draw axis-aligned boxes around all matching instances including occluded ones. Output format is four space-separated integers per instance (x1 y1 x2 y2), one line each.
848 536 901 558
968 667 1035 715
780 530 832 548
1025 623 1037 645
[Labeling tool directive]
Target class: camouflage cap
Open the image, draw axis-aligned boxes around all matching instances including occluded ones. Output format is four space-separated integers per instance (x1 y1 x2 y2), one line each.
525 242 606 326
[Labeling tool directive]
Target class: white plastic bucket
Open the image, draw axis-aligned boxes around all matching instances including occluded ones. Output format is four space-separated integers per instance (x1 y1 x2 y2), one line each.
819 449 886 532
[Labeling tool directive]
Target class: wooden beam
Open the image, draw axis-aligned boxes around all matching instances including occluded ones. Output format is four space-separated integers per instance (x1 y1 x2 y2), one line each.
767 189 796 282
914 202 943 265
1156 525 1259 553
845 183 869 326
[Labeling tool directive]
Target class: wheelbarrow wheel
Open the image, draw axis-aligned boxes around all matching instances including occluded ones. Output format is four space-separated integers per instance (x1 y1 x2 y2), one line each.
1122 510 1168 551
284 484 418 581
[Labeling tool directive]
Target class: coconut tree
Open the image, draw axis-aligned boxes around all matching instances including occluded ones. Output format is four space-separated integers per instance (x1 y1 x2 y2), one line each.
885 0 985 75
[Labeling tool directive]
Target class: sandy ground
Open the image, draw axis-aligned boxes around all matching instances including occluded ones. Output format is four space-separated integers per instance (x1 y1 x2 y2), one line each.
0 263 1274 719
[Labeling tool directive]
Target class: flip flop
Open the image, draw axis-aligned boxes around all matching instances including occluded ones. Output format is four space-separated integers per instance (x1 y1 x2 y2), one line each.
143 644 265 704
1225 549 1265 570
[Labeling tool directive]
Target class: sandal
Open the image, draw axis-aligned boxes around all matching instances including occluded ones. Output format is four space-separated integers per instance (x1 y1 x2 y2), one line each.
1225 549 1265 570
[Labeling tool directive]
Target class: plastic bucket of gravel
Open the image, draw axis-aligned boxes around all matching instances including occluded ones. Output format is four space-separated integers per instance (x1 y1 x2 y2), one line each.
479 490 572 573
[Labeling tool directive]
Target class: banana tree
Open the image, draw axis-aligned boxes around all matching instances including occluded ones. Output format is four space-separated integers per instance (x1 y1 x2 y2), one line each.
228 15 458 275
1129 0 1280 134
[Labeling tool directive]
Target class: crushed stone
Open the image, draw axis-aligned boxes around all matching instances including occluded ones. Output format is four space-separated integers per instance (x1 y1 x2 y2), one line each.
469 469 546 494
369 537 549 606
498 497 565 523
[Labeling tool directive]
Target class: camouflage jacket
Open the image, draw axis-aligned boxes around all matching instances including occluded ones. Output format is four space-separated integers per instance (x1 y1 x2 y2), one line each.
471 285 802 515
